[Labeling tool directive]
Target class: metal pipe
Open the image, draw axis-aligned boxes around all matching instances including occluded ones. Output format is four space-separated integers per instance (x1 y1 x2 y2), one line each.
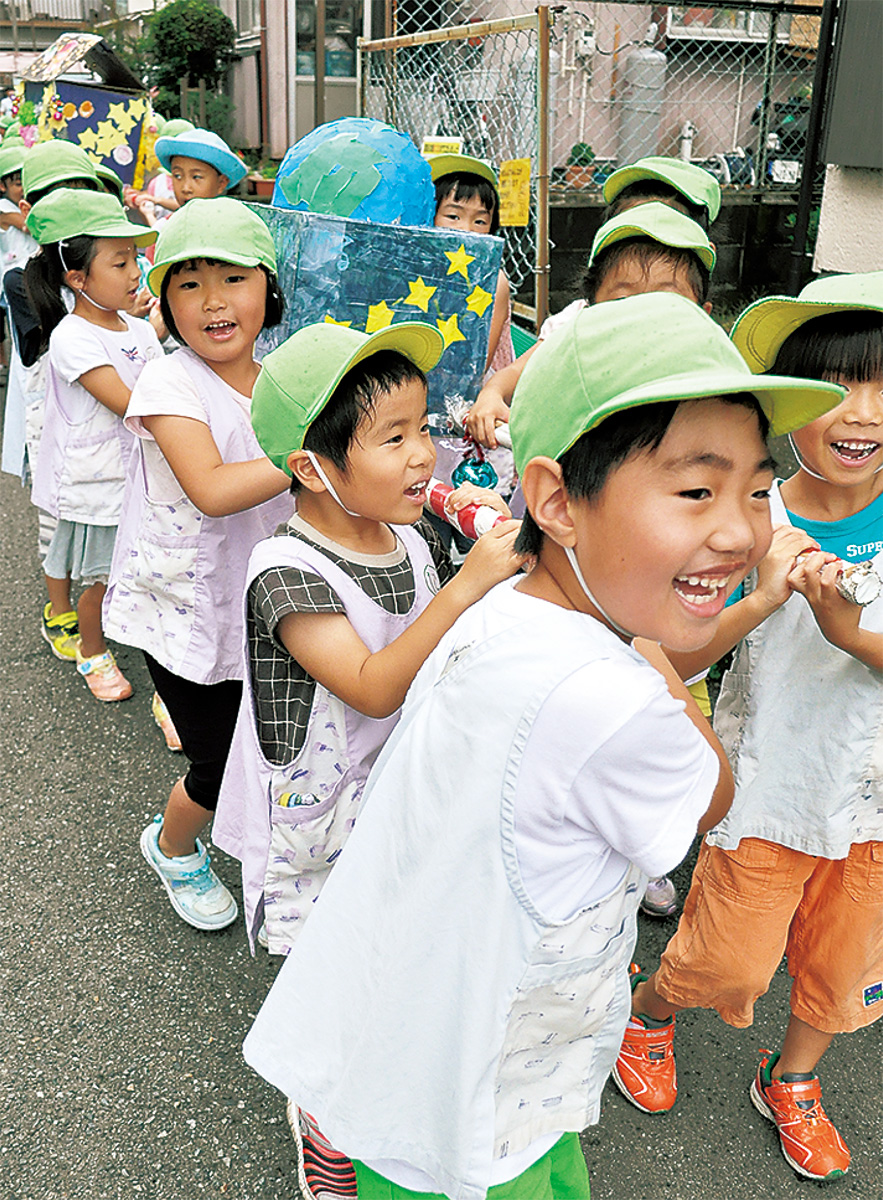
788 0 839 293
361 13 539 52
259 0 270 158
315 0 326 128
755 9 780 190
536 3 552 332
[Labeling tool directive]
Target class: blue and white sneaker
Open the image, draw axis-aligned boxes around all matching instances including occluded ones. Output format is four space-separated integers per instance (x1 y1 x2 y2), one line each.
140 816 238 931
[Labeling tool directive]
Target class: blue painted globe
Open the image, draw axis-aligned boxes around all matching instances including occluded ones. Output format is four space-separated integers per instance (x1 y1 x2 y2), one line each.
271 117 434 226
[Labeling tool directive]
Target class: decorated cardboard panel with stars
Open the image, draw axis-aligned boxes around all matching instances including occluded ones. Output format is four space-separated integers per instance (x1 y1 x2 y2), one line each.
23 81 148 185
251 204 503 420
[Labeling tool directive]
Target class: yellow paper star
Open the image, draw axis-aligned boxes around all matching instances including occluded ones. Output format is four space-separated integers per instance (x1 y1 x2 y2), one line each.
77 127 100 155
444 244 475 280
403 276 437 313
324 314 353 326
436 312 466 350
466 285 494 318
107 100 141 136
92 118 124 158
365 301 395 333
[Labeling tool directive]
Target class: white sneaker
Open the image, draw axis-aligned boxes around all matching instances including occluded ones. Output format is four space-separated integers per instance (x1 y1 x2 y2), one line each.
640 875 679 917
140 816 238 931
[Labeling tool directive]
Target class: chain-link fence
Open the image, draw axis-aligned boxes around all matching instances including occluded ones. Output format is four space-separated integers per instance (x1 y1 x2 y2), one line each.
360 1 824 325
360 11 545 320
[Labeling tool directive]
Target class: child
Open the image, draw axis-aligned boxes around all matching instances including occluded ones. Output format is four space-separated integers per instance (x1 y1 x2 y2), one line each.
102 198 292 931
242 294 841 1200
428 153 513 374
24 188 160 700
0 141 33 462
124 118 194 223
466 156 721 447
132 127 246 230
212 321 524 955
612 272 882 1184
467 202 715 448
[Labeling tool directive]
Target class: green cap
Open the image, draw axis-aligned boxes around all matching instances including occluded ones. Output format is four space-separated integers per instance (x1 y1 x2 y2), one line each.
253 321 445 474
1 135 25 150
94 162 124 200
603 155 722 222
161 118 195 139
4 120 21 139
509 293 845 476
22 140 99 200
426 153 498 190
0 143 26 180
147 197 277 295
26 187 156 248
590 202 716 273
731 272 883 373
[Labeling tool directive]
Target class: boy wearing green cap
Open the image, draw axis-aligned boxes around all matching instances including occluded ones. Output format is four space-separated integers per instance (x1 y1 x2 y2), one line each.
212 318 525 960
242 294 841 1200
613 273 882 1183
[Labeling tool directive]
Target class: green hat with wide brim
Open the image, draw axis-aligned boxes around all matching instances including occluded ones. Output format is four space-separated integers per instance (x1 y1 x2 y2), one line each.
425 153 498 190
161 118 195 139
0 142 26 180
603 155 722 222
731 271 883 373
509 293 845 476
4 120 21 139
155 128 247 189
253 321 445 474
94 162 125 201
590 202 716 273
22 139 99 199
26 187 156 248
147 197 277 295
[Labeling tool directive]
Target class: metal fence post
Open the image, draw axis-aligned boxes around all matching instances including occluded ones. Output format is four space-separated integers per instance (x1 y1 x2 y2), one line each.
536 3 551 334
756 8 781 191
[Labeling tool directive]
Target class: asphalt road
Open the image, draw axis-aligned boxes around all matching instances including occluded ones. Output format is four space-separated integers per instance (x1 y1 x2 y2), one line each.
1 430 880 1200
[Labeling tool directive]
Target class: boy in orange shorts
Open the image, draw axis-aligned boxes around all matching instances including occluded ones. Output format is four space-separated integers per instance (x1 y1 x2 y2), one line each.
612 272 883 1184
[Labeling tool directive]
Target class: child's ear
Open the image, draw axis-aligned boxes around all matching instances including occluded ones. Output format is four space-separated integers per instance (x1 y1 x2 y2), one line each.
288 449 327 493
215 173 229 196
64 267 87 293
18 198 29 218
520 456 578 548
703 300 713 315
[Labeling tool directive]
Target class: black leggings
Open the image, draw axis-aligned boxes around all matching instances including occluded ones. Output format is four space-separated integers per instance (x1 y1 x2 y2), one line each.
144 653 242 812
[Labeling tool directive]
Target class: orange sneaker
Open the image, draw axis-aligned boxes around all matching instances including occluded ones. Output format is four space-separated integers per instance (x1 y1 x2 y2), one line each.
75 643 133 702
750 1051 850 1181
151 691 183 751
611 965 677 1112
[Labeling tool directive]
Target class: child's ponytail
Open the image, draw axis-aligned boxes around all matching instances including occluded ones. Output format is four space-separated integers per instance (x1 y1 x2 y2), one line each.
23 234 97 356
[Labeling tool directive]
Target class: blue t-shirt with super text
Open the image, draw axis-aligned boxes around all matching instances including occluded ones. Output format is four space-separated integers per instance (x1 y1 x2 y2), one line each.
727 484 883 605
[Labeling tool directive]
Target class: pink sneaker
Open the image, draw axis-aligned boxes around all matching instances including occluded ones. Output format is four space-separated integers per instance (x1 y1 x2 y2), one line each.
75 644 133 702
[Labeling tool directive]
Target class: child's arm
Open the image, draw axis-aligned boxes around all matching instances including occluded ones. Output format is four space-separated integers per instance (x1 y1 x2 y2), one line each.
278 520 527 719
78 365 134 418
665 524 823 681
788 550 883 672
142 413 290 516
484 270 511 372
0 208 26 232
465 344 537 449
633 638 734 833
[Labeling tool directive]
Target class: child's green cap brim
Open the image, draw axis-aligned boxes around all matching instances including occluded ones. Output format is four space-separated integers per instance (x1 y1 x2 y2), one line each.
22 140 100 199
0 143 26 179
731 271 883 372
155 128 247 188
590 202 716 273
147 198 277 295
253 321 445 474
603 155 722 222
94 163 125 200
509 293 844 477
425 153 498 189
161 118 195 139
25 187 156 247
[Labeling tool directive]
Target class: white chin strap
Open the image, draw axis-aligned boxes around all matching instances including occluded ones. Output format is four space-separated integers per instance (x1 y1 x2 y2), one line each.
59 240 117 312
788 433 883 480
563 545 634 639
304 450 362 518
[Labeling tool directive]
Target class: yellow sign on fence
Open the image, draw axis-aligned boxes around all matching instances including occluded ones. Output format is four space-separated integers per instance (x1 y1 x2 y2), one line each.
421 137 463 157
498 158 531 227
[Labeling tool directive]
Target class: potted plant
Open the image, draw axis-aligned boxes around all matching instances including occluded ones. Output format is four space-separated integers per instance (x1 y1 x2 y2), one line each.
565 143 595 189
248 161 278 198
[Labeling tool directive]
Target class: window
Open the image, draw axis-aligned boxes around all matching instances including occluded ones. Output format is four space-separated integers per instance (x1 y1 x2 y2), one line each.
295 1 362 78
666 5 790 43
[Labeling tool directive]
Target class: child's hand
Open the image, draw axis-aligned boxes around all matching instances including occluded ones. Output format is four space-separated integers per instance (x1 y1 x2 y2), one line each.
455 519 530 602
754 524 822 612
129 286 153 320
465 388 510 449
786 550 863 653
444 482 511 520
148 299 168 342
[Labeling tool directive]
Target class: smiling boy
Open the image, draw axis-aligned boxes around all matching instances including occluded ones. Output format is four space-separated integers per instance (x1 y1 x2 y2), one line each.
241 295 842 1200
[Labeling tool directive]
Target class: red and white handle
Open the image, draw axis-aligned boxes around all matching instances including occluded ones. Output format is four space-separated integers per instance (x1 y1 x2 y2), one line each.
427 477 508 540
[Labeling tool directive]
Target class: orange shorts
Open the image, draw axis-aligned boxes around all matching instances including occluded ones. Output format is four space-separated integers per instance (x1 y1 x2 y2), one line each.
655 837 883 1034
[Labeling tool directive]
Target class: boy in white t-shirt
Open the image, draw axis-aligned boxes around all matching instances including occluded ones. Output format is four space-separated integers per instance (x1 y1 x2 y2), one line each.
242 294 842 1200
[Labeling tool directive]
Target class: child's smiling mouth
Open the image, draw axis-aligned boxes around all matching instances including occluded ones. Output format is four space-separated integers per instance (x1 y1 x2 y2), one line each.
204 320 237 341
829 438 880 465
673 569 737 612
404 479 429 502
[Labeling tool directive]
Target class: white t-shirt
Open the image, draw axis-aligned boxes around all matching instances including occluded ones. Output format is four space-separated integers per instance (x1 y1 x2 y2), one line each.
538 298 586 342
125 350 254 502
0 198 36 275
49 311 163 421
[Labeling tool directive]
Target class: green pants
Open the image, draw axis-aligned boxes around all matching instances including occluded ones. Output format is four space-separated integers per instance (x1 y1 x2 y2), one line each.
353 1132 590 1200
